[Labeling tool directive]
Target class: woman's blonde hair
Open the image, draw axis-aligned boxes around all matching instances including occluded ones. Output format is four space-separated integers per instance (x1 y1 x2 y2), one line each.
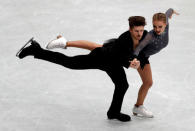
153 13 166 23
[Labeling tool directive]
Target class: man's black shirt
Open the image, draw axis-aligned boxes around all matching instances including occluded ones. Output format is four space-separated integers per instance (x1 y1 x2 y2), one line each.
100 30 148 68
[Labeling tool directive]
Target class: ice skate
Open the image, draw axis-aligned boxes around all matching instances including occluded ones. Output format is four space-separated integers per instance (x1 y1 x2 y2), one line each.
46 35 67 49
16 37 34 57
16 38 41 59
107 112 131 122
132 105 154 118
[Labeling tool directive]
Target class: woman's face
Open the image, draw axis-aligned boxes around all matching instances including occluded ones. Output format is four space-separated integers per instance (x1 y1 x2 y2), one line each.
153 20 166 35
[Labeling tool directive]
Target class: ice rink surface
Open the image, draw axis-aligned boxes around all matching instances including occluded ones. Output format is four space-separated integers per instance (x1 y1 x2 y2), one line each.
1 0 195 131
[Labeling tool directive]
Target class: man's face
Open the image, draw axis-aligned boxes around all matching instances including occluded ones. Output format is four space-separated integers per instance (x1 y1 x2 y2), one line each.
153 20 166 35
130 26 144 41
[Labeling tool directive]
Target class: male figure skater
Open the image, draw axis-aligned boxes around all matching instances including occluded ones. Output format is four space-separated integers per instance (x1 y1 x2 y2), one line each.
16 16 147 122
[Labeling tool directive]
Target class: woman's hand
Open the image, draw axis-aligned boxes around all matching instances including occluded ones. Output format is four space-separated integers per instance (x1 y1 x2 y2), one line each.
169 10 180 18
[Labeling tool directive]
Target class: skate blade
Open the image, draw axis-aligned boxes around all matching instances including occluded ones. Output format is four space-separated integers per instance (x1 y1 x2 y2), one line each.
16 37 34 57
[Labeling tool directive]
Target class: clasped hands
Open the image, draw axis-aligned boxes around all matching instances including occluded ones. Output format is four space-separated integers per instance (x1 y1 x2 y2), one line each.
129 58 140 69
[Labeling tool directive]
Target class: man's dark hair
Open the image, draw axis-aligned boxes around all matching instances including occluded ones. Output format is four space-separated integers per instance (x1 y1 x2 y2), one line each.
128 16 146 29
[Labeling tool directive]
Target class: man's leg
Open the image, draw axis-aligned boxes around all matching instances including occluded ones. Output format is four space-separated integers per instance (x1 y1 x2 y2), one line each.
18 40 101 70
17 40 130 121
105 66 131 122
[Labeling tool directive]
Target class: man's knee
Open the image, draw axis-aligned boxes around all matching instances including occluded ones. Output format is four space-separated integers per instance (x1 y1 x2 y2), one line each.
116 81 129 90
123 82 129 90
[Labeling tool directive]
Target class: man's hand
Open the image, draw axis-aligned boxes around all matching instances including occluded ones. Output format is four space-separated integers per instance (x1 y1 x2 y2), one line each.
129 58 140 69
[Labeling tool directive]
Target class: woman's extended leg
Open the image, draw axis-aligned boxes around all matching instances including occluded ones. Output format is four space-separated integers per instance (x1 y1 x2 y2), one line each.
66 40 102 51
57 35 102 50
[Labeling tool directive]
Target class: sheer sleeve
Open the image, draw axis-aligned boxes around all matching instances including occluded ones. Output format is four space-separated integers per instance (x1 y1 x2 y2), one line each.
133 33 153 56
165 8 174 24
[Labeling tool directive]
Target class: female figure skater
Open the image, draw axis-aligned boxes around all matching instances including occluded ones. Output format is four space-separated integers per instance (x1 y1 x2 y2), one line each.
46 8 179 117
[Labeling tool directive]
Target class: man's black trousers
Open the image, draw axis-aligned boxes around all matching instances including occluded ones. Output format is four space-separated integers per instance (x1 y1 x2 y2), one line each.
34 47 129 114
